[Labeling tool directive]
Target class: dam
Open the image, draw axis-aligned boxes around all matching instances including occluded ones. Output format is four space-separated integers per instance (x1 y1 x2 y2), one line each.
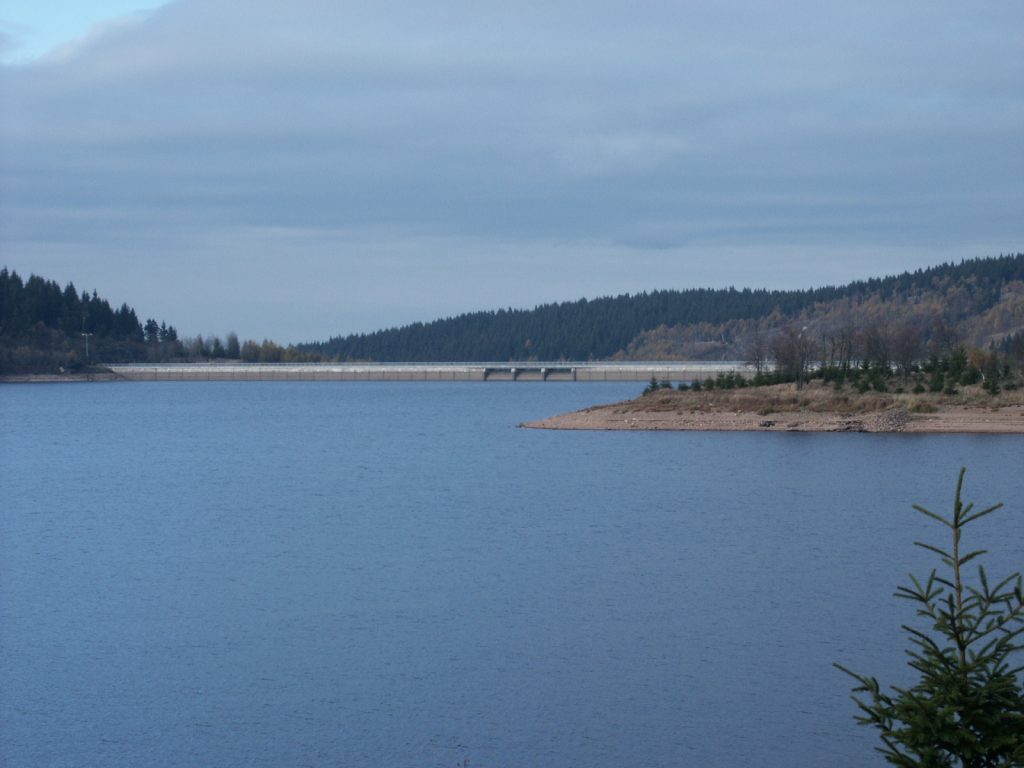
107 362 758 382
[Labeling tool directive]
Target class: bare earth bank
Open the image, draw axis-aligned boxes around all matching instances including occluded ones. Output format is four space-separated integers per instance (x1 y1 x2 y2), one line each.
521 383 1024 433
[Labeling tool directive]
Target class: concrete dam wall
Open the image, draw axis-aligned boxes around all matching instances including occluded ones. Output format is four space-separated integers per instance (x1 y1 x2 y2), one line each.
108 362 757 382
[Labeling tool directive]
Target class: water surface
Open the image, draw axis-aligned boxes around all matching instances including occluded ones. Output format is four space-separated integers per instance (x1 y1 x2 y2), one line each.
2 382 1022 767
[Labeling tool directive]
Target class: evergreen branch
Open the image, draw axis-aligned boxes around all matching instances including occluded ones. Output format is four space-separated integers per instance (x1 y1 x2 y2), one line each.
957 548 988 568
914 540 953 561
912 503 952 528
960 502 1004 527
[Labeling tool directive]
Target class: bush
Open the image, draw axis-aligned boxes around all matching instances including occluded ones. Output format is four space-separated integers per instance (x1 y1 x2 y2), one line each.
643 378 674 395
837 469 1024 767
960 364 982 386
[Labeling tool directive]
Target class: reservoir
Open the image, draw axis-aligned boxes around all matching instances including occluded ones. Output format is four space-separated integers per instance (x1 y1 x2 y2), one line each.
2 381 1022 767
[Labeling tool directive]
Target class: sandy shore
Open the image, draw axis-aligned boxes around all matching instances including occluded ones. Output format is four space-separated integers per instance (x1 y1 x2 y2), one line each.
522 385 1024 433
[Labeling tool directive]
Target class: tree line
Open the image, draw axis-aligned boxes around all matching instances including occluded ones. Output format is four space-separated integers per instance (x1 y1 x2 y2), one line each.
0 267 272 374
302 253 1024 362
0 268 163 373
1 268 148 342
0 266 331 373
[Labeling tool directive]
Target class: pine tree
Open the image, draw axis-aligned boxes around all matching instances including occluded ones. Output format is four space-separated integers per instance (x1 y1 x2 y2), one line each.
836 468 1024 767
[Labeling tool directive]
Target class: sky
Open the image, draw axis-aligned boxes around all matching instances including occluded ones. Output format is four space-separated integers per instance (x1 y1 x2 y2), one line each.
1 1 1022 343
0 1 160 62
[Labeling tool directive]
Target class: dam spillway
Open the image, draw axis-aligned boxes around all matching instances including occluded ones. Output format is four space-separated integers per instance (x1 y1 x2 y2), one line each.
107 362 758 382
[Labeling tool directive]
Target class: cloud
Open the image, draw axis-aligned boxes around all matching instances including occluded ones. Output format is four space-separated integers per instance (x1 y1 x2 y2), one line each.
0 29 19 60
1 0 1022 339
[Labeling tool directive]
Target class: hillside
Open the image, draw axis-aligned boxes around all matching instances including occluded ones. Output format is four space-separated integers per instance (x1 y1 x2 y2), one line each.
620 264 1024 363
302 254 1024 363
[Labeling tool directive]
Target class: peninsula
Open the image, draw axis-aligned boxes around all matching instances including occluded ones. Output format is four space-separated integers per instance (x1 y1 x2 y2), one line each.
521 382 1024 434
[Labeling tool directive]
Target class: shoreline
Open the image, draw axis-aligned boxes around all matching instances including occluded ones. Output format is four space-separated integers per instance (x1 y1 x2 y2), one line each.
521 384 1024 434
0 373 122 383
7 374 1024 433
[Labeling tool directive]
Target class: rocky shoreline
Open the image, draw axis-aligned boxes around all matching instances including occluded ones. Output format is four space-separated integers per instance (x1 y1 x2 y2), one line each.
521 384 1024 433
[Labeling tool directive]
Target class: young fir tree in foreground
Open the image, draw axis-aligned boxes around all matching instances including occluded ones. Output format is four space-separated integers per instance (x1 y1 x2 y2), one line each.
836 469 1024 767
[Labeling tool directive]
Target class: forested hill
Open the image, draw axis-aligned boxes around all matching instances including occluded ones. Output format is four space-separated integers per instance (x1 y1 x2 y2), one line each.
0 268 177 373
302 254 1024 362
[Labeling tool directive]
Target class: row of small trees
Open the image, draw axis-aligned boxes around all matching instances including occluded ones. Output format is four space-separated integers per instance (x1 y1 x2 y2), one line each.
759 317 1023 391
140 331 322 364
758 321 934 389
238 339 319 363
643 347 1022 398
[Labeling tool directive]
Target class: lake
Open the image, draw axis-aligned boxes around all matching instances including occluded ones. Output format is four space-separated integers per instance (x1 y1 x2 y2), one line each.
2 381 1022 767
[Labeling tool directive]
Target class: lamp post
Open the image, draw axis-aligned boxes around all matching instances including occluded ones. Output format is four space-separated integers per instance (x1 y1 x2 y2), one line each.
81 331 93 361
80 315 94 363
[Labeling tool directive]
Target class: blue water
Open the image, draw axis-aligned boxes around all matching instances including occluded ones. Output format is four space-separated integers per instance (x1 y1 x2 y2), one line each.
1 382 1022 767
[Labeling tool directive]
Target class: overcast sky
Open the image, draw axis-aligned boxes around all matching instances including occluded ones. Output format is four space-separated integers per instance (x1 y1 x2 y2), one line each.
2 1 1022 342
